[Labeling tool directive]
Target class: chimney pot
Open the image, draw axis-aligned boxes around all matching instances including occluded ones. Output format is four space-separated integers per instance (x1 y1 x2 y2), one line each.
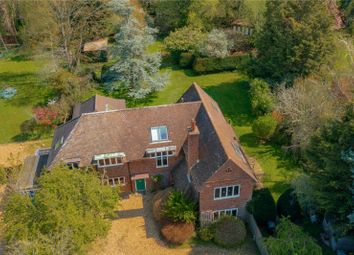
191 119 196 131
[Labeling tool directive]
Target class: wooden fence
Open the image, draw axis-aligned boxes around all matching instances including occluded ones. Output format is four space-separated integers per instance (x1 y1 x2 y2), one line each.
245 213 269 255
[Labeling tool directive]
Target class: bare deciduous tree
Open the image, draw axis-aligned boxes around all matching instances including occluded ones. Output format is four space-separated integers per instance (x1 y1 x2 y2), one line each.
19 0 115 71
276 78 343 151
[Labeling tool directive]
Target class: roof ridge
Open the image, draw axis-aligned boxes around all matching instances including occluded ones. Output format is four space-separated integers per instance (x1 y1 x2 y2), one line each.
55 116 80 129
81 101 202 116
192 83 257 182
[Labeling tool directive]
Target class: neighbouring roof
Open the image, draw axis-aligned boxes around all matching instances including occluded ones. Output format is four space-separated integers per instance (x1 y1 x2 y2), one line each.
83 38 108 52
48 83 257 188
72 95 126 119
231 19 253 27
16 156 39 190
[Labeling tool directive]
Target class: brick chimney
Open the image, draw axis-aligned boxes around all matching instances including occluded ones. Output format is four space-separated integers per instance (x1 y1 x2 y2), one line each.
187 119 199 170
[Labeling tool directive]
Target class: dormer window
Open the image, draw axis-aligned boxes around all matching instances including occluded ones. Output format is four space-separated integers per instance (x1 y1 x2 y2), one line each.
55 136 64 150
151 126 168 142
63 158 80 169
94 152 125 168
231 141 247 163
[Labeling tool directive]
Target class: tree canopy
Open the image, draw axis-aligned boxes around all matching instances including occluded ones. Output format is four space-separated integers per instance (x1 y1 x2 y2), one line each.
105 1 167 99
3 165 119 254
265 218 322 255
252 0 334 84
305 106 354 231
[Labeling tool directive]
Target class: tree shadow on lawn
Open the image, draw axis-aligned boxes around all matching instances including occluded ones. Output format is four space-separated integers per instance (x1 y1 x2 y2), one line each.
203 80 255 127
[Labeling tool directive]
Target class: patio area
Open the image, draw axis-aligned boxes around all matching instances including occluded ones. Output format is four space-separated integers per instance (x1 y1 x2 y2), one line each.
88 193 259 255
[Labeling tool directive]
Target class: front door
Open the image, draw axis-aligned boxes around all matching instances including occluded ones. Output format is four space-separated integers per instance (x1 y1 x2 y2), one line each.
135 179 146 192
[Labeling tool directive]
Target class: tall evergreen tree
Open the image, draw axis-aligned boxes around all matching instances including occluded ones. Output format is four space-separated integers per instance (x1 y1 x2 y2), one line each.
105 1 167 99
253 0 334 84
305 106 354 231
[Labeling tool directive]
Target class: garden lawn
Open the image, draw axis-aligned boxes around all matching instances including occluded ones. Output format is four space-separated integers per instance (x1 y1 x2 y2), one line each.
144 68 301 199
0 58 51 144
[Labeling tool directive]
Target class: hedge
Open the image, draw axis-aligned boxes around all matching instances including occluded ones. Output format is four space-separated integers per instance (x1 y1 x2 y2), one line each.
179 52 195 68
213 216 247 247
161 221 195 244
193 54 250 74
246 188 277 225
277 188 302 221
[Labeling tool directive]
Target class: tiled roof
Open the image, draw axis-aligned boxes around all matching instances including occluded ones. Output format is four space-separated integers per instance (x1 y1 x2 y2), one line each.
180 83 258 185
48 101 202 166
48 83 257 188
72 95 126 119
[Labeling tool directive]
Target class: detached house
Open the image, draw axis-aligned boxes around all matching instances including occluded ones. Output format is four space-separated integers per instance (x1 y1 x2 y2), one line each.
47 83 259 223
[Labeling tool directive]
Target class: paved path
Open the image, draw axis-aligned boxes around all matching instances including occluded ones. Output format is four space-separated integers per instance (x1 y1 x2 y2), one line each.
89 193 259 255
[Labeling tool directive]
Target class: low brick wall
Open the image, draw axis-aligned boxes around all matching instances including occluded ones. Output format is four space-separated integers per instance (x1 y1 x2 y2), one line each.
245 213 269 255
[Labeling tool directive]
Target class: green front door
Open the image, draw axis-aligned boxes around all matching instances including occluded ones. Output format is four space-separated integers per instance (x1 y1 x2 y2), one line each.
136 179 146 192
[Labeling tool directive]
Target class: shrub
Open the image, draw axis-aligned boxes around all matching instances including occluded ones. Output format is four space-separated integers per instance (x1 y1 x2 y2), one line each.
161 221 195 245
249 79 274 116
164 26 206 54
179 52 195 68
162 191 197 223
213 216 247 247
252 115 277 141
199 29 230 58
193 54 249 74
33 107 59 128
198 226 214 242
152 187 173 222
277 188 302 221
265 218 322 255
247 188 277 225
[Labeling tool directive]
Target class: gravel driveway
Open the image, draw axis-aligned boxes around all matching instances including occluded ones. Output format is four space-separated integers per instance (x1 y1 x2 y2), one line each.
89 193 259 255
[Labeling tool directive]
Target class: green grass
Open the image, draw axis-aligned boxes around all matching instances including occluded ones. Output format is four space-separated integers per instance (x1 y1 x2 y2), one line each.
142 66 301 199
0 57 51 143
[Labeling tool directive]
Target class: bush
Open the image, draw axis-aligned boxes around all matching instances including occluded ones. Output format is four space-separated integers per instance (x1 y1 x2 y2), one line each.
163 191 197 223
265 218 322 255
164 26 206 54
193 54 249 74
247 188 277 225
249 79 274 116
161 221 195 245
277 188 302 221
199 29 230 58
213 216 247 247
152 187 173 222
198 226 214 242
179 52 195 68
252 115 277 141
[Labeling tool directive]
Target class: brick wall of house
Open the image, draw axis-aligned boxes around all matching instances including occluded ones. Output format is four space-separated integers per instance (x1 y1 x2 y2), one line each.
96 164 131 192
199 159 256 219
129 156 180 191
96 154 181 193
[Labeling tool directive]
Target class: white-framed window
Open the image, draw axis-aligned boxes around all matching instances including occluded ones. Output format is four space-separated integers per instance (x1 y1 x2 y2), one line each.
94 152 125 168
97 157 123 167
67 162 79 169
213 208 238 221
156 151 168 168
151 126 168 142
214 185 240 200
107 177 125 187
144 146 176 168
